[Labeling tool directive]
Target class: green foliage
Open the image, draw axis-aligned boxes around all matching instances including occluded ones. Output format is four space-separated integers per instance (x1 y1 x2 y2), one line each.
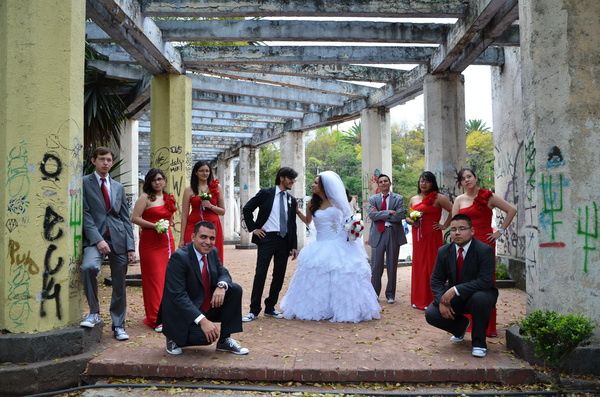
465 118 491 134
259 144 281 188
391 125 425 201
520 310 594 368
495 262 510 280
466 129 494 189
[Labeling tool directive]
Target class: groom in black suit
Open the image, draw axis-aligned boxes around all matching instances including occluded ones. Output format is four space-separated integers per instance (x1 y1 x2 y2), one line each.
425 214 498 358
242 167 298 322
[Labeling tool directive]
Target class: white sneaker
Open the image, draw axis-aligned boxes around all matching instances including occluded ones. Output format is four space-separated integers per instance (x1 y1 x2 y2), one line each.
216 337 249 355
154 324 163 333
113 327 129 341
80 313 102 328
472 347 487 358
242 312 257 322
166 339 183 355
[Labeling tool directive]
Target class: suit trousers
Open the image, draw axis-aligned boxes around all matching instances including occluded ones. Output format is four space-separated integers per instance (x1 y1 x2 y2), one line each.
370 227 401 300
186 283 244 346
424 289 498 348
81 241 128 328
250 233 289 315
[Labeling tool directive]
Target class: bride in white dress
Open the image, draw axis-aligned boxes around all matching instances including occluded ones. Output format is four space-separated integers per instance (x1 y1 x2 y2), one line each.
281 171 381 323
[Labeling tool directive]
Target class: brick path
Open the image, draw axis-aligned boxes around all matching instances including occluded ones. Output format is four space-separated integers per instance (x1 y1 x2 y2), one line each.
86 244 534 385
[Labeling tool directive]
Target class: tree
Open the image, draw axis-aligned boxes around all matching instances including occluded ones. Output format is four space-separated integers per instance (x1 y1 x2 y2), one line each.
258 143 281 188
391 125 425 201
466 129 494 189
465 119 491 134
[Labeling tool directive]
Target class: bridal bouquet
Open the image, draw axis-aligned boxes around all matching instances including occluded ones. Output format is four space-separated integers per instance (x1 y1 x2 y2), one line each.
408 208 423 223
344 213 365 241
154 219 169 234
199 192 212 201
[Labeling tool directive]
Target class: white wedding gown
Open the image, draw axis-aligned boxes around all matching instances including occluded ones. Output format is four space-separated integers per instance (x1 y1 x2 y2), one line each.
281 206 381 323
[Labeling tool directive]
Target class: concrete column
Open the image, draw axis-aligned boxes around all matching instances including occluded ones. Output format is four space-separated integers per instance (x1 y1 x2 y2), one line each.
120 119 140 254
237 146 259 248
217 157 236 241
491 48 526 288
520 0 600 331
150 75 192 242
280 131 306 248
423 73 466 199
0 0 85 332
360 107 391 241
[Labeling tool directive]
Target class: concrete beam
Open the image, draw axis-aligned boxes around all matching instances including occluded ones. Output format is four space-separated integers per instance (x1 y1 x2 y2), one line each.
192 90 325 113
157 20 450 44
86 0 183 74
191 124 280 135
193 100 305 119
89 44 136 63
191 117 279 130
87 60 145 82
191 110 287 124
206 70 375 98
193 131 253 139
192 64 407 83
85 21 111 43
429 0 509 73
125 79 151 119
142 0 467 18
181 45 435 65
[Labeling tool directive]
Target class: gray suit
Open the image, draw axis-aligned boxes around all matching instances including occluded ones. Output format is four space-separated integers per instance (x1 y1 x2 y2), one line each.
368 192 407 300
81 172 134 328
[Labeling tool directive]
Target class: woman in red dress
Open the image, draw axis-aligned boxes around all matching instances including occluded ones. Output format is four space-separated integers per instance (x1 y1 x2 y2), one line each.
406 171 453 310
453 167 516 337
179 160 225 263
131 168 177 331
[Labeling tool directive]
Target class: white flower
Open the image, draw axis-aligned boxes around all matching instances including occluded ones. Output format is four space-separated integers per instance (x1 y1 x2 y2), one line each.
409 210 423 221
155 219 169 234
344 214 365 241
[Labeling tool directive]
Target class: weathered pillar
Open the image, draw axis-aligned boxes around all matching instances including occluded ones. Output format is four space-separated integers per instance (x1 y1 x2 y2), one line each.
491 48 526 289
237 146 259 248
280 131 306 248
360 107 392 241
423 73 466 198
150 75 192 241
120 119 140 253
216 157 236 241
520 0 600 331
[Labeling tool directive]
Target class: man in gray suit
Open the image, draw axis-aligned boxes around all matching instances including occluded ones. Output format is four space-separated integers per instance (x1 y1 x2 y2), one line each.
368 174 407 304
80 147 135 341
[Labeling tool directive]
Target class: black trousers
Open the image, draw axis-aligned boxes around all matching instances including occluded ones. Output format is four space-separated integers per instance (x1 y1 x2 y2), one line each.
185 283 243 346
425 289 498 349
249 233 290 315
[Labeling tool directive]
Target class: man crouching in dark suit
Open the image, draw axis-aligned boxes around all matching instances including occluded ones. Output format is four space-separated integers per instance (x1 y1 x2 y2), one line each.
425 214 498 358
160 221 248 356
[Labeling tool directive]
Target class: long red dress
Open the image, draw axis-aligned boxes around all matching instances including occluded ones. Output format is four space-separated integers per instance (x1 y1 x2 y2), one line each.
457 188 497 337
410 192 444 310
139 194 176 328
183 181 224 264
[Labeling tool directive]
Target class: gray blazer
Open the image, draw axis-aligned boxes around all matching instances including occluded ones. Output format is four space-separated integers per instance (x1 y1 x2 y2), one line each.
367 192 407 248
82 173 134 254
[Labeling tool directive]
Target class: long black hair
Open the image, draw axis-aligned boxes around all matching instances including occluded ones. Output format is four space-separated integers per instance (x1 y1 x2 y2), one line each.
456 167 478 187
308 176 326 215
143 168 168 201
190 160 213 195
417 171 440 194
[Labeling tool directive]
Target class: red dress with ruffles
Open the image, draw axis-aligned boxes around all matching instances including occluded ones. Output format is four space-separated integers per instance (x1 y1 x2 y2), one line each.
139 194 176 328
410 192 444 310
183 180 224 263
458 188 497 337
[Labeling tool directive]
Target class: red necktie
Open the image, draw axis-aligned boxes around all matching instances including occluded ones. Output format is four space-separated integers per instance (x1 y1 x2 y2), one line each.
200 255 212 313
100 177 111 211
376 194 388 233
456 247 464 282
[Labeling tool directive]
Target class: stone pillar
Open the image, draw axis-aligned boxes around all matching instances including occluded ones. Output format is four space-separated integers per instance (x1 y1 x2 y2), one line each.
423 73 466 199
520 0 600 331
150 75 192 242
217 157 236 242
280 131 306 248
360 107 392 241
237 146 259 248
491 48 526 288
120 119 140 254
0 0 85 333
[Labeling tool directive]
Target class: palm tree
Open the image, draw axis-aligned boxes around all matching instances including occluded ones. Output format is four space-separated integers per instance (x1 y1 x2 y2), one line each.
465 119 491 134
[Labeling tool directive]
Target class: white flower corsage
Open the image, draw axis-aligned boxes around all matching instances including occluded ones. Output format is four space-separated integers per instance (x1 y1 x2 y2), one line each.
344 213 365 241
408 209 423 222
154 219 169 234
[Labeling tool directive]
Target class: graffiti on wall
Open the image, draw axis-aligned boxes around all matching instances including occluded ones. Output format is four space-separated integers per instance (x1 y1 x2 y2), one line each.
7 140 32 224
577 202 598 273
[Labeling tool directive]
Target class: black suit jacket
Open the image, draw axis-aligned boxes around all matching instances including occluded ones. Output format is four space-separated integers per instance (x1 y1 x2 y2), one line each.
430 238 497 305
160 244 233 346
242 187 298 249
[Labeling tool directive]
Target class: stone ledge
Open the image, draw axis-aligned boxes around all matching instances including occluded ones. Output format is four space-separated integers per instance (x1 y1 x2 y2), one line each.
0 324 102 363
506 325 600 375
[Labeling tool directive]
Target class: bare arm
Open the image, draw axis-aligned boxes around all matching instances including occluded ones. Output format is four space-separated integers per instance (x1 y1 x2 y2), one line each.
131 194 154 229
208 185 226 216
436 194 454 230
489 193 517 242
405 195 419 225
296 204 313 225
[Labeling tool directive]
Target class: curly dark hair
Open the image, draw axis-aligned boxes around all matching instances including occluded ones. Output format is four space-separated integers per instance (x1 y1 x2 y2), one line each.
143 168 168 201
190 160 213 195
417 171 440 194
308 176 326 215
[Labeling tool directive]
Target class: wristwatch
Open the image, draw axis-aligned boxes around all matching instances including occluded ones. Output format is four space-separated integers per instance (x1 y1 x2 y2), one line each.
217 281 227 289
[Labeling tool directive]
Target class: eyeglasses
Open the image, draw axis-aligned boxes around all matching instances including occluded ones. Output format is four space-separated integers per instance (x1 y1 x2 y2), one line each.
152 177 165 182
450 227 471 233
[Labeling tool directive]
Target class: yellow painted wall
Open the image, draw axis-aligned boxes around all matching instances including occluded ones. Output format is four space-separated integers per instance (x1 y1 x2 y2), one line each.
150 75 193 241
0 0 85 332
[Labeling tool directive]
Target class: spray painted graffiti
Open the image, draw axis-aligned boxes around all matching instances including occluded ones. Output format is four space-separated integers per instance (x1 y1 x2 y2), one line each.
546 146 564 169
577 202 598 273
69 189 82 260
524 138 536 202
7 141 31 216
539 174 564 247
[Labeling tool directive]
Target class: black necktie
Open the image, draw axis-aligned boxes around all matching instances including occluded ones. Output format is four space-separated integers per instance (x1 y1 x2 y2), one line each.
279 191 287 237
